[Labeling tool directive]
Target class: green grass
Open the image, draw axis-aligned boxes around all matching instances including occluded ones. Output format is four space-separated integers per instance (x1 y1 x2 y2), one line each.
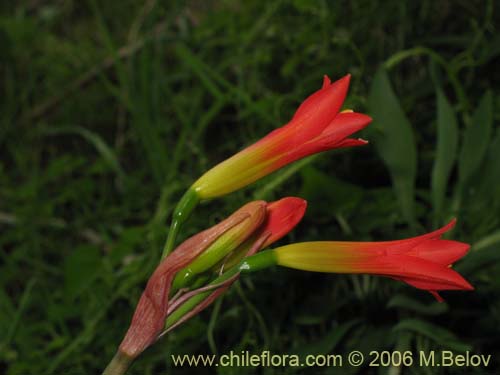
1 1 499 374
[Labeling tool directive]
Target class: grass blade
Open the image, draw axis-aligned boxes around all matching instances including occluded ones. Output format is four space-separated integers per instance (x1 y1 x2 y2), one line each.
458 91 493 186
394 318 472 352
42 125 127 188
431 89 458 225
368 67 417 229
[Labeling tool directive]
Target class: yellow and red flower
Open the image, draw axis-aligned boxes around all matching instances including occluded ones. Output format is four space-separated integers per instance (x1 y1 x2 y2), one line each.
192 74 371 199
272 219 473 301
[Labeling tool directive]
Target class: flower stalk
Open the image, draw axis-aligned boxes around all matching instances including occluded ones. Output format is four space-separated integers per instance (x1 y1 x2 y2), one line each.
165 250 278 331
163 189 200 257
102 351 134 375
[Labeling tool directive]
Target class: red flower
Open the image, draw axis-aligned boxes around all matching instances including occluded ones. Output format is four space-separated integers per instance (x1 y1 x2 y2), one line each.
192 75 371 199
274 219 473 301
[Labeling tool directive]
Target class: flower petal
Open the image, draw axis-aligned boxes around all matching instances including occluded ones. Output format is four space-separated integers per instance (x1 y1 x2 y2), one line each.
340 219 459 255
265 112 371 170
221 197 307 270
261 197 307 247
321 112 372 139
359 254 474 291
290 74 351 142
386 219 458 253
406 240 470 265
334 138 369 148
322 75 332 88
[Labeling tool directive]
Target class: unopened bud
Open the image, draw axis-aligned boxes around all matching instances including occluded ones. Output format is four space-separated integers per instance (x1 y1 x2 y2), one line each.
119 201 265 358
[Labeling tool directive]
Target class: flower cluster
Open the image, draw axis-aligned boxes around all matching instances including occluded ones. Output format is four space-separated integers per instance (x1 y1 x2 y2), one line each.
104 74 473 374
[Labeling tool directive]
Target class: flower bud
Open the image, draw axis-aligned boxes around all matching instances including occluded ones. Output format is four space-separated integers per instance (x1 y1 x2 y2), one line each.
118 201 265 358
173 201 267 288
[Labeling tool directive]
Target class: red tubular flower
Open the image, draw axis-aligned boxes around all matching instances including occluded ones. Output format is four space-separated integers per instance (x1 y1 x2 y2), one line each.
191 75 372 199
273 219 473 301
163 74 370 257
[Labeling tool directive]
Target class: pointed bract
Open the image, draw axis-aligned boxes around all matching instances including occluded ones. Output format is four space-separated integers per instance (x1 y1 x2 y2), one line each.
119 202 265 358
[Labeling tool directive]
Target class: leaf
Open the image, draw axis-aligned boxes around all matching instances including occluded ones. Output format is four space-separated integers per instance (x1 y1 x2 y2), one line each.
109 226 146 264
394 318 471 352
292 320 360 357
476 130 500 199
2 278 36 348
175 43 274 124
458 91 493 186
431 90 458 224
42 126 127 187
455 242 500 275
299 166 364 216
64 245 102 299
387 294 448 315
368 67 417 229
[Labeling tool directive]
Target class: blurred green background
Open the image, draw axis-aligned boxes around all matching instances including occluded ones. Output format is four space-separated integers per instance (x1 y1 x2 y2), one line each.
1 0 499 374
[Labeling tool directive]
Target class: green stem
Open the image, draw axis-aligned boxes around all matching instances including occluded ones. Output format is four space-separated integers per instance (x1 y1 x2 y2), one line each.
102 351 134 375
162 188 199 258
165 263 240 328
165 250 277 329
163 218 180 258
239 249 278 272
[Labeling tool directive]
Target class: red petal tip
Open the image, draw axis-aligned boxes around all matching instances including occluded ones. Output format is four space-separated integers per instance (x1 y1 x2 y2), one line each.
338 74 351 88
429 291 444 302
335 138 369 148
352 113 372 125
422 218 458 241
436 219 458 237
322 75 331 88
261 197 307 247
458 242 471 256
284 196 308 210
341 73 352 84
461 278 475 291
